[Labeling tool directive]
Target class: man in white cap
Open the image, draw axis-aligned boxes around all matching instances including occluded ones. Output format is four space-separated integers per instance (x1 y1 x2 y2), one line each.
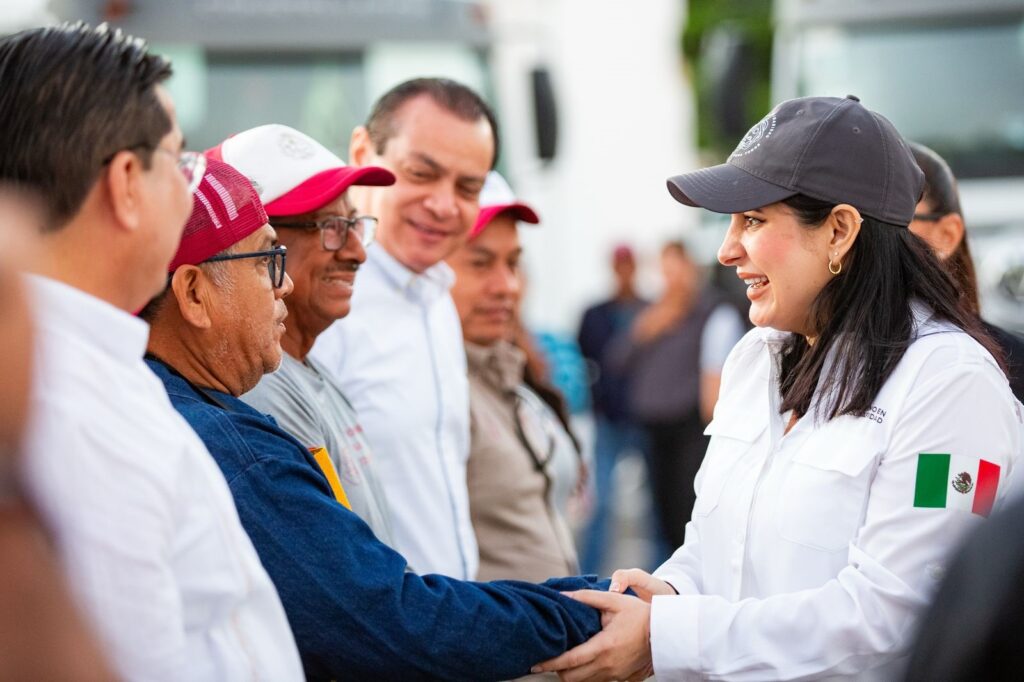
208 124 398 544
309 78 496 578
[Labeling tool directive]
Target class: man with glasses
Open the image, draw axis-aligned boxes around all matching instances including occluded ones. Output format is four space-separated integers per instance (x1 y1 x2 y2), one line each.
208 124 398 544
0 23 302 680
145 137 610 681
310 78 497 580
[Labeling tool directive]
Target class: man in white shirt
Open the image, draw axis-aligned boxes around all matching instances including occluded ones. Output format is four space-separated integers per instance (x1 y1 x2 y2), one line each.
310 78 496 578
0 23 302 680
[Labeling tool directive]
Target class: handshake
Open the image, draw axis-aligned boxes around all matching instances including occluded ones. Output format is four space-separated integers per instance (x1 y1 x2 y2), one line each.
531 568 677 682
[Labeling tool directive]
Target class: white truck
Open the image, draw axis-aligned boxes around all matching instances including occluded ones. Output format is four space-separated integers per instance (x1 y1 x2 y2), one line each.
772 0 1024 331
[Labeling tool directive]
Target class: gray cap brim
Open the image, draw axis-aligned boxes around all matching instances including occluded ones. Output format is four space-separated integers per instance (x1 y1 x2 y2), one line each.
667 162 797 214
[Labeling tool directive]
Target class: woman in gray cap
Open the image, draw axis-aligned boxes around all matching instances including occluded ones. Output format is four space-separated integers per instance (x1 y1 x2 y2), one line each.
533 95 1022 681
908 141 1024 402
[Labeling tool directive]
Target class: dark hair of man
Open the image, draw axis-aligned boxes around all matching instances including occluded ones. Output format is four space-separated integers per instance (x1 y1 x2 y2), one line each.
776 194 1004 422
909 142 980 316
0 22 172 231
365 77 500 169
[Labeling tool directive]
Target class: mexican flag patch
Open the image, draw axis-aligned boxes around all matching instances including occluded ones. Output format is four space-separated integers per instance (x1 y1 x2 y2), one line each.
914 453 1000 517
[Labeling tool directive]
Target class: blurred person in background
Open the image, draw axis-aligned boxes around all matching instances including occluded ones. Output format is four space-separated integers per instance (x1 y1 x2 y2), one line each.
448 171 582 582
535 95 1021 681
577 244 650 575
209 124 399 546
310 77 496 579
0 185 112 681
608 240 745 552
143 160 612 681
909 142 1024 401
0 22 302 680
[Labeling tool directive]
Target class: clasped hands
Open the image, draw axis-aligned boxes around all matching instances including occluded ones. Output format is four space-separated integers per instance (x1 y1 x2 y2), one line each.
530 568 676 682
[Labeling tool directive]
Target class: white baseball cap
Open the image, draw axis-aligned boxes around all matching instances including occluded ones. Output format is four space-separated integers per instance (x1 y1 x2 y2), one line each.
206 124 395 216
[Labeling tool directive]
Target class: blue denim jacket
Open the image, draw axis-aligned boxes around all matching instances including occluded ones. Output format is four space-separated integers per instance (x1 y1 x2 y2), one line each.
147 359 604 681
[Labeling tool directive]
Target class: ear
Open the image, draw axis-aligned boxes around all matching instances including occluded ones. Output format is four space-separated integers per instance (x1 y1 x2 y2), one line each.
105 150 146 233
169 266 214 330
931 213 965 260
349 125 373 167
827 204 863 262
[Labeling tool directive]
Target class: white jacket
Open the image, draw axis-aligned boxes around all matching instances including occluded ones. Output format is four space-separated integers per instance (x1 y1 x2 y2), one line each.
651 313 1023 681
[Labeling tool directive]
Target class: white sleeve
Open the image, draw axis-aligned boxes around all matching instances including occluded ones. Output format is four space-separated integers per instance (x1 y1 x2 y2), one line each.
700 305 746 374
653 331 762 596
649 363 1021 681
25 416 187 680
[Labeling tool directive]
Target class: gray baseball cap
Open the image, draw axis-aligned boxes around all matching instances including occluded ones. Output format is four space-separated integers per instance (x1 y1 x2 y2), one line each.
667 95 924 226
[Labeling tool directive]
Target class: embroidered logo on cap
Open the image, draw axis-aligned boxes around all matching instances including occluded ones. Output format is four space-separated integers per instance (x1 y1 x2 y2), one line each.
277 131 315 159
730 114 776 159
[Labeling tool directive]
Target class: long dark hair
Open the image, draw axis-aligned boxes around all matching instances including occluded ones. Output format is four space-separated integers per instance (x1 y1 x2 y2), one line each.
910 142 980 316
521 355 582 457
777 194 1004 421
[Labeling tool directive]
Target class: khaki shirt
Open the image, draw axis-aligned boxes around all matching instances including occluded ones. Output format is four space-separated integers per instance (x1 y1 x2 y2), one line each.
466 341 580 582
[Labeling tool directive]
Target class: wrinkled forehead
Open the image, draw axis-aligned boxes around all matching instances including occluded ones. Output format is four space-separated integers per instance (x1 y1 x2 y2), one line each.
234 222 276 251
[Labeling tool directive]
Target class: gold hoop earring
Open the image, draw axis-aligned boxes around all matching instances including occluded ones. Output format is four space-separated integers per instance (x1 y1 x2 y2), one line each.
828 258 842 276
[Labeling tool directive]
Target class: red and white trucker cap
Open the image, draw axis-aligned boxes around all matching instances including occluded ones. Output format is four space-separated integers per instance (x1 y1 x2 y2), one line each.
206 124 395 216
168 158 268 272
470 171 540 239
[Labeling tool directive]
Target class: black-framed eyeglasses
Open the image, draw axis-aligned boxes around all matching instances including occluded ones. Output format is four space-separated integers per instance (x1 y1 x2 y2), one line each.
102 143 206 193
912 211 947 222
204 245 288 289
271 215 377 251
513 386 559 472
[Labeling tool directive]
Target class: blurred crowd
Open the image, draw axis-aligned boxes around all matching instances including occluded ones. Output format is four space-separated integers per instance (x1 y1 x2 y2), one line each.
2 20 1024 682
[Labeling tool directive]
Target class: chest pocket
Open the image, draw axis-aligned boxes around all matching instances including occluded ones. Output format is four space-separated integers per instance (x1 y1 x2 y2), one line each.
693 415 766 517
777 417 882 552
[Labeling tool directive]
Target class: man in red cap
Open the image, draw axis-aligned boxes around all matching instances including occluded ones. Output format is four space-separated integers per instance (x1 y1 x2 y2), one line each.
447 171 585 584
144 147 609 682
209 124 398 546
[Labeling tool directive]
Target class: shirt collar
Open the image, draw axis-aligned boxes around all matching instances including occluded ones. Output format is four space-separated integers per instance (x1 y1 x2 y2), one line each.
368 242 455 304
466 340 526 392
29 274 150 362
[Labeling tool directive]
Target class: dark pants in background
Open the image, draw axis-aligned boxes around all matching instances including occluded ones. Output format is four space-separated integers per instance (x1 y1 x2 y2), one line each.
643 412 709 552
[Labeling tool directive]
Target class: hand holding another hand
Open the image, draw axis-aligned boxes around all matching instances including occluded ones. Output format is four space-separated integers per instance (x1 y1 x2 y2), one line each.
609 568 676 603
531 590 653 682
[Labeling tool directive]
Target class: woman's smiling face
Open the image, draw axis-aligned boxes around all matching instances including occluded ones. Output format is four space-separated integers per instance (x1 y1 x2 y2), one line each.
717 202 835 336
